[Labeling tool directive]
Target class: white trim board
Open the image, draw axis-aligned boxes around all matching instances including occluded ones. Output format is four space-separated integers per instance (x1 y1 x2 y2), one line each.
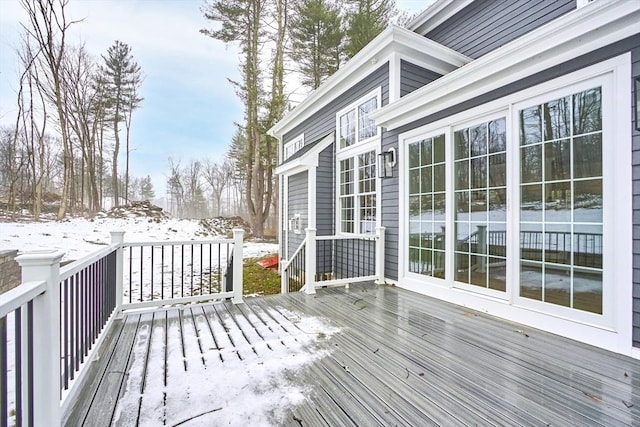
275 133 334 176
372 0 640 130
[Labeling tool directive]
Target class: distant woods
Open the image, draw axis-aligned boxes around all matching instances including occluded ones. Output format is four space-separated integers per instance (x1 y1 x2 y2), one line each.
201 0 404 237
0 0 144 219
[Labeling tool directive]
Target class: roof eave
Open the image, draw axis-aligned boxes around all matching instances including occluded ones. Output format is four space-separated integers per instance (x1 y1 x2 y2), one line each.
372 0 640 130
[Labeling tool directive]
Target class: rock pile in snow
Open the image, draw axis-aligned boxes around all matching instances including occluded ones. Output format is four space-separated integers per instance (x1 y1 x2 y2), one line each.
199 216 252 238
97 200 169 222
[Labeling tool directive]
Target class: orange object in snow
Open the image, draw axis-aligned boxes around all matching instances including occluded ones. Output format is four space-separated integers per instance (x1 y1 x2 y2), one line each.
257 255 279 269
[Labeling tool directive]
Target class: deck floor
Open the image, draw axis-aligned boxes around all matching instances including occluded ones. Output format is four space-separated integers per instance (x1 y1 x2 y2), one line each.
64 282 640 426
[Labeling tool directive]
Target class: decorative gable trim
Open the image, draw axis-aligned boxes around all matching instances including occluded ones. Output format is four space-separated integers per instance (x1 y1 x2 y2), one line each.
267 26 471 140
275 133 334 176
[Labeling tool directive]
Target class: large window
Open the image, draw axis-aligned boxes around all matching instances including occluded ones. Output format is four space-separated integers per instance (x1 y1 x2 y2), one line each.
338 92 379 149
339 151 376 233
403 69 616 321
337 89 381 234
519 87 603 314
284 134 304 160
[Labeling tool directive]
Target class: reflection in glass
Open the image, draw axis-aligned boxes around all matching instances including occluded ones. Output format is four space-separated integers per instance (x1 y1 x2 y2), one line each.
544 140 571 181
574 224 603 269
455 129 469 159
573 87 602 135
488 257 506 291
434 135 445 163
521 145 542 183
544 265 571 308
433 164 445 192
521 184 542 222
574 179 602 223
489 118 506 153
340 110 356 148
573 269 602 314
470 124 487 157
470 157 486 189
421 166 432 194
421 138 433 166
409 169 420 194
520 261 543 300
544 223 571 265
489 154 506 187
455 160 469 190
544 181 571 223
520 106 542 145
573 134 602 178
543 96 570 141
409 141 420 168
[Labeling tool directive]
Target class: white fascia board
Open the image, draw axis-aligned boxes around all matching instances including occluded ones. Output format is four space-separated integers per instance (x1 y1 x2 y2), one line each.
373 0 640 131
408 0 475 35
275 133 334 176
267 25 470 139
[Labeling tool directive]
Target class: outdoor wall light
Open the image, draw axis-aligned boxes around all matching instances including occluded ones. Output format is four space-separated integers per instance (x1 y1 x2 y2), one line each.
378 148 396 179
635 77 640 131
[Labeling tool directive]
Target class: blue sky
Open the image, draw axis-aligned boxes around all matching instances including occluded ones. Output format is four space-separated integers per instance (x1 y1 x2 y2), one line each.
0 0 427 199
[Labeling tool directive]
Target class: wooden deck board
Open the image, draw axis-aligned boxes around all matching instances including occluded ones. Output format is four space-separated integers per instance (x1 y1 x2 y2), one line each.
65 283 640 426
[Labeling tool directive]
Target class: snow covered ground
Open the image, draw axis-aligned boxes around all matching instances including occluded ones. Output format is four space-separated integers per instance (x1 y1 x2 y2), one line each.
1 215 277 262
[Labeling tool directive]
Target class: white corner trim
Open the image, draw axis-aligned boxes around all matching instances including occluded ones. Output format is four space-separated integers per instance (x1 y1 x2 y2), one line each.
267 25 470 139
389 52 400 103
373 0 640 130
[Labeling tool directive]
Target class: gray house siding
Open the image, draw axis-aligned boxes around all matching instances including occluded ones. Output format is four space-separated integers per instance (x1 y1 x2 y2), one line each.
287 171 308 259
400 60 442 97
390 35 640 346
316 144 335 237
632 45 640 348
425 0 575 59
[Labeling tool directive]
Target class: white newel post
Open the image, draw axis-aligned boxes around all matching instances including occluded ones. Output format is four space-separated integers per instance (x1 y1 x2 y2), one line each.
232 229 244 304
375 226 386 285
16 250 64 426
110 231 125 312
280 258 288 294
304 228 316 295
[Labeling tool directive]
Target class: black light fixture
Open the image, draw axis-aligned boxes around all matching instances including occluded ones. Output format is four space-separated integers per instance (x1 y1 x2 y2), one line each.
635 77 640 131
378 148 396 178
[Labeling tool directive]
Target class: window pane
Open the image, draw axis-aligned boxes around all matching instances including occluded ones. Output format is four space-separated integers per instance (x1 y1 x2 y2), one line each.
573 134 602 179
470 124 487 157
421 166 432 194
488 189 507 222
489 118 506 153
544 264 571 308
574 224 603 269
521 145 542 183
543 96 570 141
573 87 602 135
574 179 602 223
340 110 356 148
520 106 542 145
421 138 433 166
520 261 542 300
409 141 420 168
455 129 469 159
434 135 446 163
544 140 571 181
470 157 486 189
455 160 469 190
358 98 378 141
409 169 420 195
521 184 542 222
544 181 571 223
489 154 506 187
433 164 445 192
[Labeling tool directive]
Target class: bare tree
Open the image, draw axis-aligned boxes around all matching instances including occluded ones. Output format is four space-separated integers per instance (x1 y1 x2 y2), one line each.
203 158 233 216
20 0 80 219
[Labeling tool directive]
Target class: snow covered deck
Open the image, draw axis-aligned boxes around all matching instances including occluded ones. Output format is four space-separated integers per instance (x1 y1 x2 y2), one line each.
62 282 639 426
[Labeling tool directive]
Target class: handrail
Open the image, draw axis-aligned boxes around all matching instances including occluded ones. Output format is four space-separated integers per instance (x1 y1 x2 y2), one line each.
0 280 46 318
281 237 307 271
60 244 119 281
316 233 378 241
123 238 234 247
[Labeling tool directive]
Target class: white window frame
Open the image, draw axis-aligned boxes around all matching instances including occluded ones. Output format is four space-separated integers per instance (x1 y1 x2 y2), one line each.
283 134 304 161
336 88 382 235
397 54 631 353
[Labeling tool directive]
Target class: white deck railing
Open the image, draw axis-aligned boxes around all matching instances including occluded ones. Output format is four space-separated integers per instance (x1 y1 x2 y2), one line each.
0 229 244 427
280 227 386 295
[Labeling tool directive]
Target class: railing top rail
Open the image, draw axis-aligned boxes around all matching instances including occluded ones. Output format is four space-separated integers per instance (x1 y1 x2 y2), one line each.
60 244 119 282
0 279 46 318
123 238 234 247
282 237 307 271
316 233 378 241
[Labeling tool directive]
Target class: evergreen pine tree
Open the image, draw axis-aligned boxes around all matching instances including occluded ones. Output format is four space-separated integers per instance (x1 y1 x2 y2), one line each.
345 0 395 58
